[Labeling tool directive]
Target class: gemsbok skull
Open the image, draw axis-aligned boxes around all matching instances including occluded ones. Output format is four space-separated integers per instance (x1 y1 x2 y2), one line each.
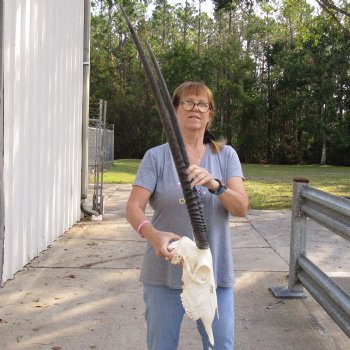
169 236 218 346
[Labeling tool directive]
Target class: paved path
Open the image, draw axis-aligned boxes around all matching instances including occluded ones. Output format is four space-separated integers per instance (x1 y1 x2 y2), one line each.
0 184 349 349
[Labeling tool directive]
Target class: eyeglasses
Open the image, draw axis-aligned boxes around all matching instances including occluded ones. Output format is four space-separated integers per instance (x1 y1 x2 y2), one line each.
180 99 211 113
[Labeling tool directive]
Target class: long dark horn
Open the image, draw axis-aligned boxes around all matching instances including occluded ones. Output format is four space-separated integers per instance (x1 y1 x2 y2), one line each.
121 7 209 249
144 42 188 166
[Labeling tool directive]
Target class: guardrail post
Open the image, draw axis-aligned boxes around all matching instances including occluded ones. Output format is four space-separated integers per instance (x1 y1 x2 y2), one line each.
270 178 309 298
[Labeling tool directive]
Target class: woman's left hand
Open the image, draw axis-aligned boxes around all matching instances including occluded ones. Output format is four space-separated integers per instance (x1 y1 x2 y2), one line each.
187 164 217 191
187 164 249 217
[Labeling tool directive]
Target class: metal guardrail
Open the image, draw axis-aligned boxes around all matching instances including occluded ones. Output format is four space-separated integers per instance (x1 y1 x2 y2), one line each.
270 178 350 338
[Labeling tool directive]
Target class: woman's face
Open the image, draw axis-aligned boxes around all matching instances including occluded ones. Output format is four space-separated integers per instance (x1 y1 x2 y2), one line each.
175 93 212 133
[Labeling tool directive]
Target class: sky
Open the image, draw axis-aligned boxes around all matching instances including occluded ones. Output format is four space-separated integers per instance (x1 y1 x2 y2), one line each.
153 1 318 18
168 0 215 16
146 0 215 18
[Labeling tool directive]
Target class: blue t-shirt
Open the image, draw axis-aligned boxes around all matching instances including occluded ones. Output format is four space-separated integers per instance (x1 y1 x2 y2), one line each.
133 143 244 289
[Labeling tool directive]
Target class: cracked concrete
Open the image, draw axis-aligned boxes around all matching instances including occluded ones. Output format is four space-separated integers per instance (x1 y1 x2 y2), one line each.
0 184 349 350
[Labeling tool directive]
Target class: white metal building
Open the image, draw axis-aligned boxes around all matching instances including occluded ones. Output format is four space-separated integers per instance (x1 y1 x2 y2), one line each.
0 0 92 285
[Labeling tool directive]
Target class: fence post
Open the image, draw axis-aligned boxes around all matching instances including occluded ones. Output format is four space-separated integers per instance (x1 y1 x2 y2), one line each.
270 178 309 298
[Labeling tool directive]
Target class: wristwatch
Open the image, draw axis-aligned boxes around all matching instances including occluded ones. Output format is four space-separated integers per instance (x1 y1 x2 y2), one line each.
209 179 227 195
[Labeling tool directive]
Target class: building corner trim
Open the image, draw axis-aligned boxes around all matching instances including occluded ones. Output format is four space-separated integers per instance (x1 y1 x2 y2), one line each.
0 0 5 287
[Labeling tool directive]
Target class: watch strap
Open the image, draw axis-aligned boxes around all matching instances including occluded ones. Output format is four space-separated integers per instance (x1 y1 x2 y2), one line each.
209 179 227 195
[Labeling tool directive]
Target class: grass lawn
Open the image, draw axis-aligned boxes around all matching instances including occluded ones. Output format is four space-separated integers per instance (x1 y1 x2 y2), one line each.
242 164 350 209
102 159 140 184
102 159 350 210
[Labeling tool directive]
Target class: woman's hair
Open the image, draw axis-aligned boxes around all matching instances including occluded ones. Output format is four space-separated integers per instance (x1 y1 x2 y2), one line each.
172 81 226 153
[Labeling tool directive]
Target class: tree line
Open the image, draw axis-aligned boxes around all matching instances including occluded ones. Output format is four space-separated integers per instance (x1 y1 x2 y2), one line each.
90 0 350 165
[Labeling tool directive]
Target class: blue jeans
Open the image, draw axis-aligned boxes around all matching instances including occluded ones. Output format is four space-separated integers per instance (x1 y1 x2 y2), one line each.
143 285 234 350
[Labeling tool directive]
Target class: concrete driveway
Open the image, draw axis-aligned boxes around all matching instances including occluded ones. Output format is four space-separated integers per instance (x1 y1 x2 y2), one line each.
0 184 349 350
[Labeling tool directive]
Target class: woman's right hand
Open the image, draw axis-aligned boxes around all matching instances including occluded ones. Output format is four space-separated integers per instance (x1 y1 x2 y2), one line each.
146 229 181 260
126 185 181 260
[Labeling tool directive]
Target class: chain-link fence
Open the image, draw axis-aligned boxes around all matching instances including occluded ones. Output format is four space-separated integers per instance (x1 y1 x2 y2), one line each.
88 122 114 170
88 100 114 214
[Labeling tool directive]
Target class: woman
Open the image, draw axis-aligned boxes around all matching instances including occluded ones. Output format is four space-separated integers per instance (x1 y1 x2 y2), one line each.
126 81 249 350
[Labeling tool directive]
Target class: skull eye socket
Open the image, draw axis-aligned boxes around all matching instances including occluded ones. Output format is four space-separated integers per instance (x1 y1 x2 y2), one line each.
194 265 211 283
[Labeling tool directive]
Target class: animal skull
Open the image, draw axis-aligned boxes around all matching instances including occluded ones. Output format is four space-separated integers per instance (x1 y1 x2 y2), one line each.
169 236 218 346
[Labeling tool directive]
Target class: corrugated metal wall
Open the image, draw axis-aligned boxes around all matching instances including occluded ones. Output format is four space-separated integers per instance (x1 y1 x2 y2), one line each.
2 0 84 284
